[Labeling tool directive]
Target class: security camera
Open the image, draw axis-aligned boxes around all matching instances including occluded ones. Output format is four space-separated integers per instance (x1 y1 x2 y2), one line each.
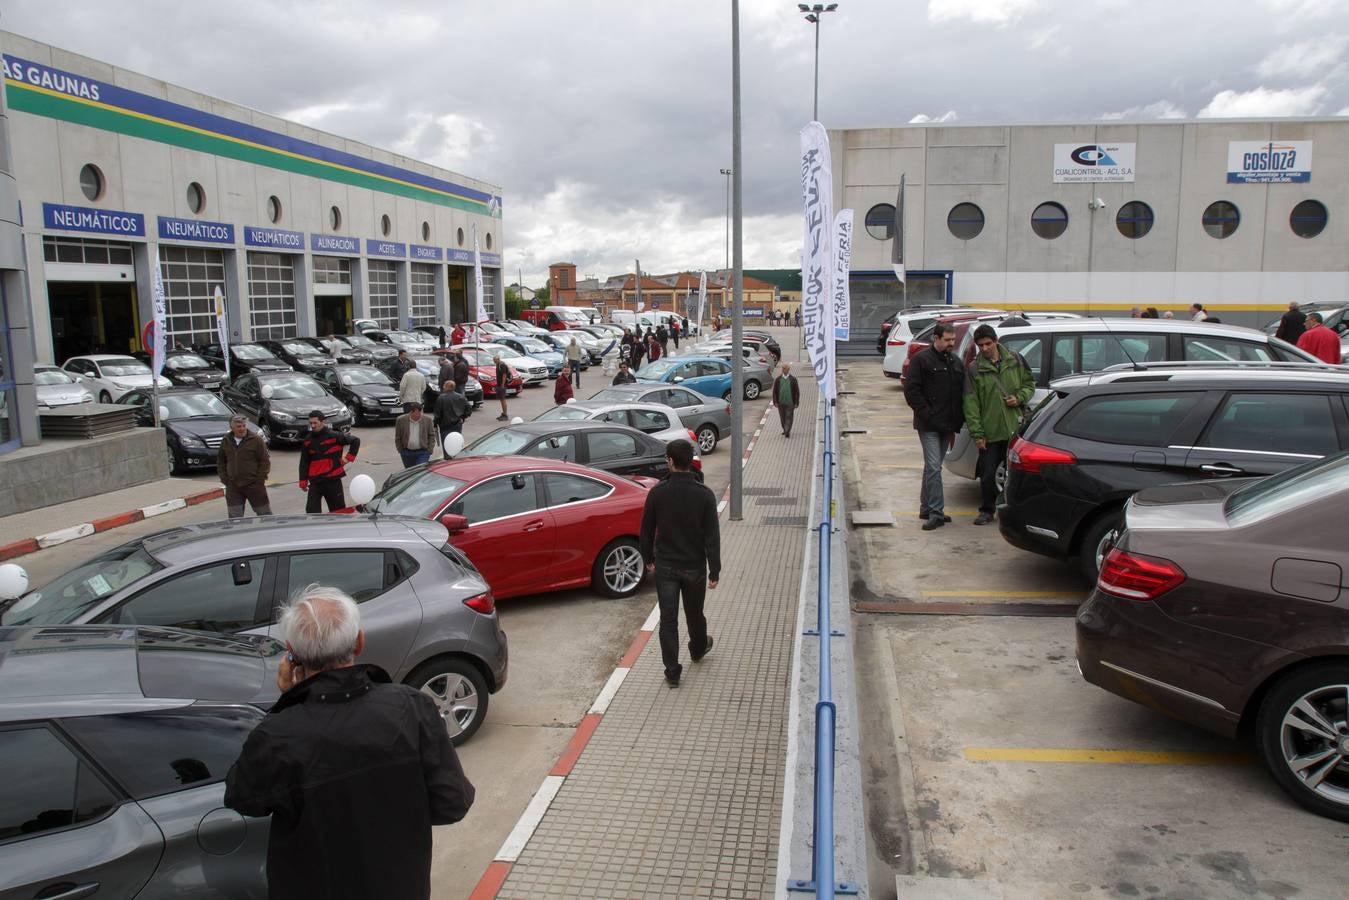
1089 198 1106 211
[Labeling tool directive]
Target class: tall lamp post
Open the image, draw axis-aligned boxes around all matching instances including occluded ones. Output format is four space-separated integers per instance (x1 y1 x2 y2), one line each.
719 167 732 279
799 3 838 121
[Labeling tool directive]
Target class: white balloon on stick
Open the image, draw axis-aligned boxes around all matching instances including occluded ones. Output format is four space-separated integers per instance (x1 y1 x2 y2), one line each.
348 473 376 506
443 432 465 457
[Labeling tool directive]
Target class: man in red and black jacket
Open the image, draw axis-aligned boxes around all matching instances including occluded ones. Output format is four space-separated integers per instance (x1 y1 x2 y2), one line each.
299 410 362 513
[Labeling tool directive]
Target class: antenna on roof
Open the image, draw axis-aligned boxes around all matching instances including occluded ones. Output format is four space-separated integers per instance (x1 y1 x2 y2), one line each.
1096 315 1143 372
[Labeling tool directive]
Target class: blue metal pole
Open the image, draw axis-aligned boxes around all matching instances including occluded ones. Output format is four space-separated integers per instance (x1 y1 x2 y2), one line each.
814 401 835 898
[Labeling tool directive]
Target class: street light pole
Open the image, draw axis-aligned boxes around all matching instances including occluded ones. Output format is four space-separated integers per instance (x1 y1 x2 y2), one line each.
799 3 838 122
719 167 732 278
730 0 745 521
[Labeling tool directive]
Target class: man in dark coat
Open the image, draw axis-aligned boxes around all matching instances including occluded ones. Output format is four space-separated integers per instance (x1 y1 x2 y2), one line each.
298 410 361 512
612 361 638 385
225 586 473 900
1275 301 1306 345
434 379 471 458
771 362 801 438
451 351 471 398
904 321 966 530
218 415 272 517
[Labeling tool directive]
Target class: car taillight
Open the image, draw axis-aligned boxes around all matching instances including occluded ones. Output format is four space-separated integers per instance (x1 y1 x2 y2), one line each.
724 403 732 415
1097 548 1186 601
463 591 496 614
887 338 907 347
1008 436 1076 474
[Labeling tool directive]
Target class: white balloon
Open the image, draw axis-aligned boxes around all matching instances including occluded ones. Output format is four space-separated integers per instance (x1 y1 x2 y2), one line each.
566 398 576 404
349 473 376 506
510 416 524 425
0 563 28 601
261 384 275 399
158 405 170 420
443 431 465 457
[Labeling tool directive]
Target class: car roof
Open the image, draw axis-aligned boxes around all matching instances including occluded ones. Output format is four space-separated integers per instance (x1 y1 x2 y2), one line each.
422 455 628 481
1051 362 1349 390
133 514 430 567
483 419 647 437
68 354 140 362
961 316 1279 339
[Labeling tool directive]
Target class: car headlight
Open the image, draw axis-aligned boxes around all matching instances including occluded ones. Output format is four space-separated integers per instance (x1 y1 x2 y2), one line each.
269 409 296 423
362 397 382 408
178 434 206 449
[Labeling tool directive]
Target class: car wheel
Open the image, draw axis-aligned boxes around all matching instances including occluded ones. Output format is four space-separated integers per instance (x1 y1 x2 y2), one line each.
744 380 761 401
995 460 1008 496
406 657 489 746
722 389 732 401
99 390 112 404
1078 508 1124 584
165 441 179 475
1256 662 1349 822
592 537 644 598
258 420 275 449
696 424 719 454
346 401 363 426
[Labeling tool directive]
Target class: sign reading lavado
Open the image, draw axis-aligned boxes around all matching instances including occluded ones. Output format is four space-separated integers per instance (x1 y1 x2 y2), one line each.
311 233 359 254
365 239 405 258
1227 141 1312 183
158 215 234 244
43 202 144 236
244 226 304 250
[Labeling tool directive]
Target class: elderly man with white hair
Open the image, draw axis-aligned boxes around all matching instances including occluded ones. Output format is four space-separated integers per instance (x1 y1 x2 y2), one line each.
225 585 473 900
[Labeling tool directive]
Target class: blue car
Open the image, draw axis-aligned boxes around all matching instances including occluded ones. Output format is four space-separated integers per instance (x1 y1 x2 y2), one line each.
636 356 736 399
491 335 565 377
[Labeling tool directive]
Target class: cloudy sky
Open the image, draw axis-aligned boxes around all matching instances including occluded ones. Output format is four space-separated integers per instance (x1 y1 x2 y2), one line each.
6 0 1347 286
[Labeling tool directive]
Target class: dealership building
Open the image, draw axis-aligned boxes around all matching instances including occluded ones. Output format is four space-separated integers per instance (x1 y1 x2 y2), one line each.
831 118 1348 349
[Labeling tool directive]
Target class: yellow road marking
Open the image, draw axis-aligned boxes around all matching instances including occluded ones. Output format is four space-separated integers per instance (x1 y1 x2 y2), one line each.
921 590 1083 599
965 747 1257 765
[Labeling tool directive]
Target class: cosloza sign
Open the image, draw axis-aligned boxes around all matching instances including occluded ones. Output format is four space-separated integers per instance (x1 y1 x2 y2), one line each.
1227 141 1312 184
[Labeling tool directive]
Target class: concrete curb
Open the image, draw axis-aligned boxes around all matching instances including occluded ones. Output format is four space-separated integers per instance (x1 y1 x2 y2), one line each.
0 487 226 561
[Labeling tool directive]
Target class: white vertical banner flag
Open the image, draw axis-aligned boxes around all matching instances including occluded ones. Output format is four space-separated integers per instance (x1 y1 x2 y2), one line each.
213 285 230 378
799 121 835 402
151 262 168 376
891 174 906 284
472 225 488 323
832 208 853 341
696 270 708 330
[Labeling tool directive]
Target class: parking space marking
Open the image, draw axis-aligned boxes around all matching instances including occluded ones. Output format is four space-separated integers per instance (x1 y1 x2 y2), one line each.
921 590 1084 599
964 747 1258 765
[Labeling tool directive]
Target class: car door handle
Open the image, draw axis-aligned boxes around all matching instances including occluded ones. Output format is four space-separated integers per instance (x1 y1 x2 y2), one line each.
34 882 100 900
1200 462 1245 476
522 520 546 533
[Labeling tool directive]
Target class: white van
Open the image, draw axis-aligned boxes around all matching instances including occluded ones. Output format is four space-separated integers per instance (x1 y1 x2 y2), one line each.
610 310 637 328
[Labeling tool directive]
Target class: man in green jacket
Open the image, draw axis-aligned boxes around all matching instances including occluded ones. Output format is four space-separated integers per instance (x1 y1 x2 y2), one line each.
962 324 1035 525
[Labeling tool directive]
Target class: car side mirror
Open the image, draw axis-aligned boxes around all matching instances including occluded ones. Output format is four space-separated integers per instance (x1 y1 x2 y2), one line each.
440 513 469 533
231 560 253 586
672 376 684 383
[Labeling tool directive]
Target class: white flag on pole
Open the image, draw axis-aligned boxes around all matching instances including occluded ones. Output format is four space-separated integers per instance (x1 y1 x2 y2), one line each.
891 174 906 284
151 263 168 376
696 270 707 330
800 121 835 402
832 209 853 341
472 226 488 323
213 286 230 378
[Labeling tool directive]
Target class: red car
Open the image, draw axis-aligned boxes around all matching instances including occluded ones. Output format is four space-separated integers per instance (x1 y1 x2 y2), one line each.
368 456 652 600
436 345 524 398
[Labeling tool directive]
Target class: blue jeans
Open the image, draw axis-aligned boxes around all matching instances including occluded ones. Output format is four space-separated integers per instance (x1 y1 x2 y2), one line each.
918 431 951 517
399 448 431 469
569 360 581 386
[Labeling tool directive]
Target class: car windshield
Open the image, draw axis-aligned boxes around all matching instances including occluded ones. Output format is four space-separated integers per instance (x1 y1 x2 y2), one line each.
1224 452 1349 527
342 334 379 348
638 360 677 378
98 358 151 376
388 331 426 343
2 545 162 626
535 406 592 421
589 388 636 402
282 341 321 356
369 470 468 517
461 428 536 456
342 367 391 386
165 354 211 370
234 344 274 360
459 350 496 366
492 346 526 359
263 376 327 399
35 369 77 385
517 338 551 353
413 358 441 376
161 393 234 418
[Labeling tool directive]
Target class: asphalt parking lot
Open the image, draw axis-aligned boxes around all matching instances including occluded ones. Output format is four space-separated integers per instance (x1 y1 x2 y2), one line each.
840 363 1348 900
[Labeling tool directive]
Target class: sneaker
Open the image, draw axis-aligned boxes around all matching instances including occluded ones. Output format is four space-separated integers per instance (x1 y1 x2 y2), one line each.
973 512 994 526
922 515 945 531
665 674 681 688
496 414 508 421
691 635 714 662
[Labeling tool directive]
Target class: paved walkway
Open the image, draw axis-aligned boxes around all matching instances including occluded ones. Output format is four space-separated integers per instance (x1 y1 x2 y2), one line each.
478 344 819 898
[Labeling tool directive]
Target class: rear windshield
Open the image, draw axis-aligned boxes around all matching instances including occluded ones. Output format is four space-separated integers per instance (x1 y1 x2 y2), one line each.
1225 452 1349 526
1055 391 1203 447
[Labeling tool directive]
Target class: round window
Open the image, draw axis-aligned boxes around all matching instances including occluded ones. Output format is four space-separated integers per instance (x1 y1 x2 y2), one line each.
864 203 896 241
1289 199 1327 239
457 227 465 247
485 232 493 251
947 203 984 240
381 214 392 237
79 164 104 201
1115 201 1154 239
186 182 206 214
329 205 343 231
422 221 431 242
1031 202 1068 239
1202 201 1239 239
266 195 282 224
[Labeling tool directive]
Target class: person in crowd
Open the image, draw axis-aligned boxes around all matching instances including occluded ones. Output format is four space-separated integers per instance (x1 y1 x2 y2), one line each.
224 585 474 900
670 318 681 349
640 439 720 689
494 353 512 421
437 325 447 348
682 316 691 338
631 330 646 368
1142 307 1160 319
1129 306 1142 318
398 360 427 413
218 415 272 518
298 410 361 512
452 350 471 398
962 324 1034 527
393 349 416 381
1276 301 1306 345
656 324 669 355
1162 310 1175 319
554 367 574 405
566 337 583 387
434 380 471 458
1190 303 1209 322
437 355 455 401
771 361 800 438
794 308 802 327
395 402 436 468
1297 312 1342 364
451 323 466 345
904 322 966 531
613 360 637 385
647 332 662 363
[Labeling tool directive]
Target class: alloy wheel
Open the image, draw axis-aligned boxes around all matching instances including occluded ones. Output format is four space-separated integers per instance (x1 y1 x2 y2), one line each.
419 671 480 740
603 543 644 594
744 380 761 400
697 426 718 454
1278 684 1349 806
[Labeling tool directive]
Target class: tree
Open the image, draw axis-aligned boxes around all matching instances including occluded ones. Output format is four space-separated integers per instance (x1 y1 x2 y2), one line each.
535 283 551 303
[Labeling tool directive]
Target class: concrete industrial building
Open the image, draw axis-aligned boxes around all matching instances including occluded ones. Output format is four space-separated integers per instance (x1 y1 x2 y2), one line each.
831 118 1348 346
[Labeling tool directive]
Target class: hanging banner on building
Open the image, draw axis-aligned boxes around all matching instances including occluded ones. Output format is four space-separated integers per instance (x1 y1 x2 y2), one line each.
213 286 230 377
832 208 853 342
1053 143 1136 183
1227 140 1312 183
800 121 835 402
696 270 708 328
472 227 488 323
150 264 168 376
891 174 906 284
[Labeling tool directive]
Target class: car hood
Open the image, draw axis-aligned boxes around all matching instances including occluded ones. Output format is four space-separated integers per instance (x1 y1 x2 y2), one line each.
167 367 227 382
35 384 92 405
243 359 292 371
270 397 344 417
103 372 171 388
166 416 236 439
348 382 398 400
1125 479 1247 532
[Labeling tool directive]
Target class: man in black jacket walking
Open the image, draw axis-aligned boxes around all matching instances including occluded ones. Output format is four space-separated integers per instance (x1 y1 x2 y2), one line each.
225 585 473 900
640 439 721 688
1275 301 1306 345
903 322 965 531
299 410 361 512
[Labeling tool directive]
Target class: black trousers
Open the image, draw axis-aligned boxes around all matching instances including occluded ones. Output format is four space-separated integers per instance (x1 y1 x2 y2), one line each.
777 404 795 436
977 440 1009 514
305 478 346 513
225 482 272 518
655 564 709 680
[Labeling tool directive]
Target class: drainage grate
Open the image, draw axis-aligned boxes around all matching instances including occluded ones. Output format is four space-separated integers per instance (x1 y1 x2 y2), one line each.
755 496 798 506
743 487 784 496
760 515 809 527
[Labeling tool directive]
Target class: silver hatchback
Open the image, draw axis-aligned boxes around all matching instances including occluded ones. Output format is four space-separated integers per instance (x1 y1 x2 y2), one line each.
0 514 508 744
588 382 734 453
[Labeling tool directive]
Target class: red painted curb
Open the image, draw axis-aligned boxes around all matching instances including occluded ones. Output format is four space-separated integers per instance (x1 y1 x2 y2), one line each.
468 861 513 900
550 713 603 778
0 538 39 562
618 629 653 669
92 510 144 533
185 488 225 506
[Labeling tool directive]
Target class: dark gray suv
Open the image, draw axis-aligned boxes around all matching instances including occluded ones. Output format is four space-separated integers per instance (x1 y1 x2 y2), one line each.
0 515 507 744
0 626 279 898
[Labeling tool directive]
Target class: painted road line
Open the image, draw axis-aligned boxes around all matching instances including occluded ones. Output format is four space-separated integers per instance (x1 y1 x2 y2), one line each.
0 538 39 561
36 523 96 548
921 590 1084 599
494 775 566 862
588 667 631 716
618 629 653 668
549 713 603 777
92 510 143 532
141 498 188 518
468 862 513 900
965 747 1258 765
